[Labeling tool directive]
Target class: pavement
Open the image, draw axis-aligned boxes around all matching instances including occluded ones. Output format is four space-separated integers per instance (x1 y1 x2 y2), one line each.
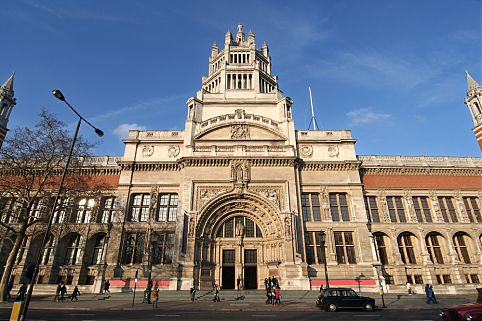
0 289 478 312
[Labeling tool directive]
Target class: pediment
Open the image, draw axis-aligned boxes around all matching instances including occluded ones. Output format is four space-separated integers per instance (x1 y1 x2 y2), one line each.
195 123 286 141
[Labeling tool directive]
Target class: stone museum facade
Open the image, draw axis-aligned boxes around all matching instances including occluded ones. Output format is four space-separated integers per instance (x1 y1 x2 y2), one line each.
1 25 481 294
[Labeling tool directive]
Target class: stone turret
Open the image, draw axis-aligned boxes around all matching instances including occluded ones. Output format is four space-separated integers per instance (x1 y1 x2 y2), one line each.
464 70 482 151
0 72 16 148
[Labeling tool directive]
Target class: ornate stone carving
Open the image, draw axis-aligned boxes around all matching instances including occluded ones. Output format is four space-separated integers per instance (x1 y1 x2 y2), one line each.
168 145 180 158
300 145 313 157
142 145 154 157
230 160 250 183
198 187 229 208
328 145 339 158
230 124 250 139
377 190 390 222
403 190 417 222
251 188 280 208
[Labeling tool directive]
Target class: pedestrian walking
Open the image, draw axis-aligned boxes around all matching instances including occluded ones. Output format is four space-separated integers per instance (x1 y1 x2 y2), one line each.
274 286 281 305
54 283 61 302
429 285 438 304
71 286 80 301
6 278 14 300
190 287 196 302
15 284 27 302
151 287 159 308
271 286 276 305
319 285 324 293
406 281 412 295
424 284 432 304
59 284 67 302
265 285 272 304
104 279 111 294
213 284 220 302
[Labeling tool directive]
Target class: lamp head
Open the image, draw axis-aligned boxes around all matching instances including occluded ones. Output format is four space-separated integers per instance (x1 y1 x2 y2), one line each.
52 89 65 101
95 128 104 137
366 221 372 233
319 230 326 243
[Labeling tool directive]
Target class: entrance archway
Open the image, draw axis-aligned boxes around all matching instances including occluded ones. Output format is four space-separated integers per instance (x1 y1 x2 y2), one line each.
194 192 284 290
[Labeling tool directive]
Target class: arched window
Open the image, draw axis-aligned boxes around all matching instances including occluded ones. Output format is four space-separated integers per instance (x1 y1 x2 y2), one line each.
216 216 262 238
91 234 106 265
42 234 55 265
64 234 82 265
373 233 389 265
398 233 417 264
453 233 471 264
426 233 444 264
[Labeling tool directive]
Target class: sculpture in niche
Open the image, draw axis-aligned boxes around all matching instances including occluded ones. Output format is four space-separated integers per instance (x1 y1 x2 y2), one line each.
168 145 180 158
230 160 250 182
230 124 250 139
235 221 245 237
300 145 313 157
328 145 339 158
188 217 195 237
142 145 154 157
284 216 291 236
320 186 330 219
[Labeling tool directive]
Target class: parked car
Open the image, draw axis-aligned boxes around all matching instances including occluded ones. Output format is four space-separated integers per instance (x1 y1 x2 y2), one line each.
316 287 376 312
439 288 482 321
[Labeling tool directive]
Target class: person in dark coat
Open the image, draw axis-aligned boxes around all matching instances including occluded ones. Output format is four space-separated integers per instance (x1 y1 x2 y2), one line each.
429 285 437 304
15 284 27 302
54 283 62 302
59 284 67 302
71 286 80 301
424 284 432 304
104 279 110 293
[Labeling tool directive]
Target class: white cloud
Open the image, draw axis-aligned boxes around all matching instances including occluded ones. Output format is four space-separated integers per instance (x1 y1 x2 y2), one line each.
113 123 146 139
347 107 390 125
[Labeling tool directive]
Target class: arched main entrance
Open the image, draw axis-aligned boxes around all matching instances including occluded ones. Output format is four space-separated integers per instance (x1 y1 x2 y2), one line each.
194 192 284 290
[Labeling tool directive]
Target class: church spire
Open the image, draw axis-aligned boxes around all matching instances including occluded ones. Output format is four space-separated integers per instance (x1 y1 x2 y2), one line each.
0 71 17 148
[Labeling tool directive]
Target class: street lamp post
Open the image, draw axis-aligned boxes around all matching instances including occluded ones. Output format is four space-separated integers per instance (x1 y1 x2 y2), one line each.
366 221 386 308
319 230 329 289
19 89 104 321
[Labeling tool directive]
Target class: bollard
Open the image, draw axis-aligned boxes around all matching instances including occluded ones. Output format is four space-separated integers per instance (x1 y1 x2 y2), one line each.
10 301 23 321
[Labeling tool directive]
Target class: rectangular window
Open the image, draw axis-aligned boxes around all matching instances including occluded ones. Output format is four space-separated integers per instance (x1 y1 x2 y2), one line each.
412 197 432 223
99 196 116 223
364 196 380 223
463 197 481 223
222 249 235 264
330 193 350 222
301 193 321 222
438 197 458 223
129 194 150 222
334 231 356 264
75 198 94 223
52 198 67 224
244 249 257 264
304 232 314 264
122 232 145 264
151 232 175 265
158 193 178 222
386 196 406 223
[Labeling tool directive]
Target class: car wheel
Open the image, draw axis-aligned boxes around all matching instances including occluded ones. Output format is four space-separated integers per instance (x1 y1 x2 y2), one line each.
328 303 338 312
364 302 374 311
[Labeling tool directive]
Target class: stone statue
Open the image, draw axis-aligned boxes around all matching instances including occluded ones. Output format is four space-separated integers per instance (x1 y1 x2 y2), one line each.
235 221 244 237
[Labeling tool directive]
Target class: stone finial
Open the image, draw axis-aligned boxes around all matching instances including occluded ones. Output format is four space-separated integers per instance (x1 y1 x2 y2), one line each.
211 42 219 58
466 70 480 92
262 41 269 57
224 30 233 47
236 23 245 44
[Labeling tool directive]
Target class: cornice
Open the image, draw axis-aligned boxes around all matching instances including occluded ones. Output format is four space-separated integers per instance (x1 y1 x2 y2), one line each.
361 167 482 176
300 160 361 171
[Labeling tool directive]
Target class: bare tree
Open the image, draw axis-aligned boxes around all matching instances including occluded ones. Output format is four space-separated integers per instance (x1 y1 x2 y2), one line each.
0 110 101 301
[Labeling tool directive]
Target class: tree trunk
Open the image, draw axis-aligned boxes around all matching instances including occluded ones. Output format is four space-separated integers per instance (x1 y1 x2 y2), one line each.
0 229 25 302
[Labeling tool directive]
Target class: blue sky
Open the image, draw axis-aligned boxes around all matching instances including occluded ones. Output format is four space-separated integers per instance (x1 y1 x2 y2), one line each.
1 0 481 157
